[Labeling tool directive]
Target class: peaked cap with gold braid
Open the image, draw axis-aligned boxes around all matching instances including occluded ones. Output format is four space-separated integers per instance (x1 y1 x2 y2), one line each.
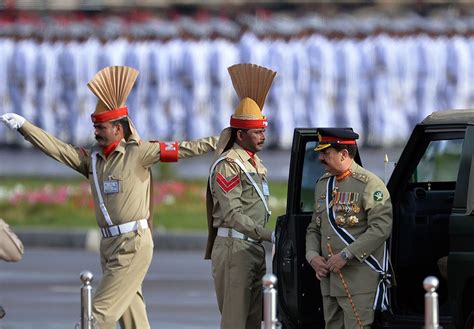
87 66 140 140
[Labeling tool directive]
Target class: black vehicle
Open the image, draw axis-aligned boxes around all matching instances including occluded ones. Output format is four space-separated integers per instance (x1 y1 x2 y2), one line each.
273 109 474 329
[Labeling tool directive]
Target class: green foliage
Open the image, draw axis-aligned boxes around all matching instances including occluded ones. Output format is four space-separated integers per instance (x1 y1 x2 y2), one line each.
0 177 288 232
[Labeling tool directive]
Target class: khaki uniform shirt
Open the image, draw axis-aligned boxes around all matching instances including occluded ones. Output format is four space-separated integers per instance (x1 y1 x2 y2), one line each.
306 161 393 296
208 144 272 246
19 121 217 227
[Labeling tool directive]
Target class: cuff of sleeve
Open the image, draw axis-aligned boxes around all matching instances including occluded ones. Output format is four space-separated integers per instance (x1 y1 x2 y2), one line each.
342 248 354 259
18 120 32 136
306 251 320 264
159 142 179 162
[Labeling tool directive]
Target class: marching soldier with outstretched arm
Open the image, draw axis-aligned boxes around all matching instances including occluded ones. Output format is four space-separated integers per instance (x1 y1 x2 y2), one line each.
1 66 217 329
206 63 276 329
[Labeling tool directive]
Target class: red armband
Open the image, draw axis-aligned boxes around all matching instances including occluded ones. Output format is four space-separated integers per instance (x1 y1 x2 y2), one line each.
159 142 179 162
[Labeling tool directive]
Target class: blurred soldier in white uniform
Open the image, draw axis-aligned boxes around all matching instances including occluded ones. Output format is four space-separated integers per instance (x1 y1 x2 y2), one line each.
146 20 171 139
123 23 149 139
305 21 335 128
445 22 471 109
168 21 186 139
267 16 297 148
56 26 79 143
290 18 311 128
179 17 212 140
7 25 35 134
208 18 239 134
0 25 14 141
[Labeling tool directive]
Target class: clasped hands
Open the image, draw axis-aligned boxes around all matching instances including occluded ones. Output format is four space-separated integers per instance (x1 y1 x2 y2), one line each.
310 253 348 280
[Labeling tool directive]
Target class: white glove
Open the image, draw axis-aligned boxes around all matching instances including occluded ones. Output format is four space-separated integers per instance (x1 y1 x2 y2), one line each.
0 113 25 130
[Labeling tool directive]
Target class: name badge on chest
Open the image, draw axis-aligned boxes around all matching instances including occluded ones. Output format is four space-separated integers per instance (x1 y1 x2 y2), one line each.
103 180 120 194
262 179 270 197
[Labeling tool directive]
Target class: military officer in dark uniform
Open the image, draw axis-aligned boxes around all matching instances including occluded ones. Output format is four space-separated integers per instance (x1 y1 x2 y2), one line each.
1 66 218 329
306 128 393 329
205 63 276 329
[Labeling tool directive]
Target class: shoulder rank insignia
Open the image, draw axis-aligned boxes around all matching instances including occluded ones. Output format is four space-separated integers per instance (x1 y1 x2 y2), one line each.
320 172 331 180
352 172 369 183
373 191 384 201
216 173 240 193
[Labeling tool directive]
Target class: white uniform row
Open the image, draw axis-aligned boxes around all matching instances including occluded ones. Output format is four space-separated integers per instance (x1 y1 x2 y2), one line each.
1 31 474 148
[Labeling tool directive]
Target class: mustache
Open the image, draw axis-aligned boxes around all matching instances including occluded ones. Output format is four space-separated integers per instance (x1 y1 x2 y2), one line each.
95 136 103 141
320 159 327 165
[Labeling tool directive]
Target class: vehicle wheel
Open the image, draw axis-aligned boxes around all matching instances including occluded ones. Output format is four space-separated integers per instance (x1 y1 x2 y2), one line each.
465 311 474 329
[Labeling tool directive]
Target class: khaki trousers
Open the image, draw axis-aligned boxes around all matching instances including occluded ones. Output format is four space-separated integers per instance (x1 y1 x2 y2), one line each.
93 228 153 329
211 236 266 329
322 292 376 329
0 219 23 262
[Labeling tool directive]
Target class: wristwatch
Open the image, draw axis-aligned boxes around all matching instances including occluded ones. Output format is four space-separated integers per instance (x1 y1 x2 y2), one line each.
340 250 349 261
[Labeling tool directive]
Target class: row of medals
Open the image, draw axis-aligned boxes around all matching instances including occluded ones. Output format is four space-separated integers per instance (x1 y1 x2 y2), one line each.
316 186 361 227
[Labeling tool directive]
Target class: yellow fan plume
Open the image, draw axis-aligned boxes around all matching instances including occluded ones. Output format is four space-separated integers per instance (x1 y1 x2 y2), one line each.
227 63 276 110
87 66 139 110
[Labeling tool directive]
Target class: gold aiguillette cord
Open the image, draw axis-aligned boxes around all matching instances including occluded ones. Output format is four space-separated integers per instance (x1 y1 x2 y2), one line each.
327 242 364 329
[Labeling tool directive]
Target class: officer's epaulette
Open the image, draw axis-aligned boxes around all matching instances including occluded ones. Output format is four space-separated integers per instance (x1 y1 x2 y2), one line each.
318 172 331 182
352 171 369 183
220 149 238 164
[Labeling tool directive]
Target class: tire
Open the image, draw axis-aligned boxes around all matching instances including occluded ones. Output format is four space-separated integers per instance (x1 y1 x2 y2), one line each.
465 311 474 329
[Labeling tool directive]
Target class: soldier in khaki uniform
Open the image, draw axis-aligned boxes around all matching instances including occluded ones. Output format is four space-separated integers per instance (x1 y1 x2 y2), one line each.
306 128 393 329
0 218 24 262
0 218 24 319
205 63 276 329
1 66 217 329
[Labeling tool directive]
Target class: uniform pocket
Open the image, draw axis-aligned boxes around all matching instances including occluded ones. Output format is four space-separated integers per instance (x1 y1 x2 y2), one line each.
114 232 140 267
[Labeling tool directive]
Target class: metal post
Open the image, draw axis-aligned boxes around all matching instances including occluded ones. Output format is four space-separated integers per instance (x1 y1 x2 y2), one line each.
263 274 279 329
423 276 442 329
80 270 94 329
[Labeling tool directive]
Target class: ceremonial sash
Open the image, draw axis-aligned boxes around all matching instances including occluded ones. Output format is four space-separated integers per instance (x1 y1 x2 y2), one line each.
91 151 114 226
326 176 391 311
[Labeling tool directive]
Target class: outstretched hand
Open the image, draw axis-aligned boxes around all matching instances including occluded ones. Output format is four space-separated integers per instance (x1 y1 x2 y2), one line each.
0 113 25 130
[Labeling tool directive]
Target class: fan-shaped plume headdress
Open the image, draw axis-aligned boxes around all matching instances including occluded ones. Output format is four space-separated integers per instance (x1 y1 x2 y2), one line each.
228 63 276 128
87 66 140 140
213 63 277 157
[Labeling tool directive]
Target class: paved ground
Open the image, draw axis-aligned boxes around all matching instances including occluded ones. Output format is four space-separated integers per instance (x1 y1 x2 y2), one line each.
0 248 277 329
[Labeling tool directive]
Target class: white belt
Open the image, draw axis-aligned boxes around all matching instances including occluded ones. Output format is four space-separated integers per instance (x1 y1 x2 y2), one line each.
217 228 257 243
100 219 148 238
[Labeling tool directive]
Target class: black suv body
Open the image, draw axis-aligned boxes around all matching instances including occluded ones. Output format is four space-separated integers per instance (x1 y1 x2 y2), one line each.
274 110 474 328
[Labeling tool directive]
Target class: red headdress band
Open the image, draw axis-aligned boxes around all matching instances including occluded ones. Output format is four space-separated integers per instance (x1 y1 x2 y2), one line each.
230 117 268 129
91 107 128 123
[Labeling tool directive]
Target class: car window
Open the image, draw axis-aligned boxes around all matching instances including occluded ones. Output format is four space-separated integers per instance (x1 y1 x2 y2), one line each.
300 141 326 213
412 139 463 183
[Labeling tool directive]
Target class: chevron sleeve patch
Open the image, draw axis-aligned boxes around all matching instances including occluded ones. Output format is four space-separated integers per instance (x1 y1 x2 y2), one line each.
216 172 240 193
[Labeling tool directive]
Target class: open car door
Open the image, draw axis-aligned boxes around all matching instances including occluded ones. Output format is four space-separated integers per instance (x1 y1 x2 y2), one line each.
273 128 362 329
